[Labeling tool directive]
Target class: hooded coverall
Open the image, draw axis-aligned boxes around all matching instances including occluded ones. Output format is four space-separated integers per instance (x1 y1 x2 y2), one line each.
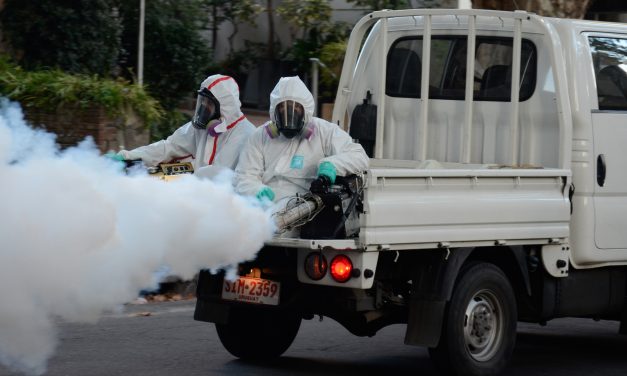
235 76 369 201
119 75 255 178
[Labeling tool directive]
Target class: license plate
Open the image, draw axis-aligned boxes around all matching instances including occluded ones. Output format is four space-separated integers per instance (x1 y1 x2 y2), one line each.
221 277 280 305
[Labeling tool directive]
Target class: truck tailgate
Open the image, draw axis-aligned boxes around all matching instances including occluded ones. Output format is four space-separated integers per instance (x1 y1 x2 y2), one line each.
361 167 571 250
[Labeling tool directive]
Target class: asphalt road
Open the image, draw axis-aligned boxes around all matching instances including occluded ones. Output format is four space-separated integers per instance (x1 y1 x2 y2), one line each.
1 300 626 376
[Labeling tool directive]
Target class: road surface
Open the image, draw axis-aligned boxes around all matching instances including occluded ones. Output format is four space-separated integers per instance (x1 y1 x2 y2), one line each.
1 300 625 376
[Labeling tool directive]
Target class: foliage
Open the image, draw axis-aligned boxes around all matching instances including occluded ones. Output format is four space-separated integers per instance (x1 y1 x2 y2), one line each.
0 0 122 76
345 0 410 11
207 41 265 83
319 40 348 101
471 0 595 19
204 0 264 54
150 110 191 142
277 0 350 85
116 0 212 110
201 0 264 97
0 57 163 126
276 0 333 41
0 0 221 141
226 1 263 27
114 0 212 139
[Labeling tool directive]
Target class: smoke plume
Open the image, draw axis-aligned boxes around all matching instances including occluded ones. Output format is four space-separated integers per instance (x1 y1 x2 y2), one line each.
0 99 274 375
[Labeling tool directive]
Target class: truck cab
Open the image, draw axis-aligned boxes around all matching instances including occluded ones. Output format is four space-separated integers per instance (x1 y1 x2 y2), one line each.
195 9 627 376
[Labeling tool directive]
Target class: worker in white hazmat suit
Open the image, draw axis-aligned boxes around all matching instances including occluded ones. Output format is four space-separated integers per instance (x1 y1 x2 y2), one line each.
235 76 369 202
117 74 255 179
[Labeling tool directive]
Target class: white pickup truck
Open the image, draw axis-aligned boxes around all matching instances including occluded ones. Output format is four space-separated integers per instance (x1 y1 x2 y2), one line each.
195 9 627 376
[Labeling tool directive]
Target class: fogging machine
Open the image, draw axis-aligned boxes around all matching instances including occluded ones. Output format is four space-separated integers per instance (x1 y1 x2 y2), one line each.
272 175 364 239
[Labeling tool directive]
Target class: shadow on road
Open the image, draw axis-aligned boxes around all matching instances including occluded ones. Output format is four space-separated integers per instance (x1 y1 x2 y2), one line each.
510 328 627 375
222 321 627 376
225 355 436 376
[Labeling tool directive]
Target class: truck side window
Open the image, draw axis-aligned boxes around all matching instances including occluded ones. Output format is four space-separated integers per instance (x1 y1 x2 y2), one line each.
589 37 627 111
386 36 536 101
386 45 421 96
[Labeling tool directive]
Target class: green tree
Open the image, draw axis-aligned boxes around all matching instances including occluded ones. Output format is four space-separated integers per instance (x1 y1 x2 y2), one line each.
204 0 263 55
346 0 410 11
319 40 347 100
277 0 332 42
277 0 344 75
273 0 354 105
0 57 163 126
116 0 212 140
0 0 121 76
472 0 595 18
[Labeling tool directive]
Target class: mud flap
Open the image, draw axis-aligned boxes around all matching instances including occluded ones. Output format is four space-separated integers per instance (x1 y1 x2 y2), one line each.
405 299 446 347
194 298 230 324
194 270 230 324
621 297 627 335
404 248 472 347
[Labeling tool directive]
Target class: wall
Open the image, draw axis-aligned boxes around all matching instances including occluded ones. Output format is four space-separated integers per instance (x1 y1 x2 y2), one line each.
24 106 149 153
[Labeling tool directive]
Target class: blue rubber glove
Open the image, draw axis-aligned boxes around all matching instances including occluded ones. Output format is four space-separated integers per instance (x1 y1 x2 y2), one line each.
256 186 275 202
317 161 337 184
104 152 125 162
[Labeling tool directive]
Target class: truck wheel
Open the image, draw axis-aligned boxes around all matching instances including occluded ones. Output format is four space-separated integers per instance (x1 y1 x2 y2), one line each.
216 306 301 360
429 262 517 376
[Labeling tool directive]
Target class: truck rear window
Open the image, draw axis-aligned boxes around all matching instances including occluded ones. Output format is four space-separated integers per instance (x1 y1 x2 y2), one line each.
386 36 536 101
589 37 627 111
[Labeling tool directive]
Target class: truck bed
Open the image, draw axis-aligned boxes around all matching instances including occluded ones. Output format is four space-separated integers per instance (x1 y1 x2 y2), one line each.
360 159 571 251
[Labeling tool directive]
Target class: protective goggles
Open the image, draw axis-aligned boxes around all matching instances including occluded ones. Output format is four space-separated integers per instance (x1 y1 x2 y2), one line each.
274 100 305 138
192 88 220 130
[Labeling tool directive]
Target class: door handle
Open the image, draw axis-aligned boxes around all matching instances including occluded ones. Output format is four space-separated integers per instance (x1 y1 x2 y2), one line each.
597 154 606 187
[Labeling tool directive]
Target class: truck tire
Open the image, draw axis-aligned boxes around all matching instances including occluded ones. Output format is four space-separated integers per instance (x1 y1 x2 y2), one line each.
428 262 517 376
216 306 301 360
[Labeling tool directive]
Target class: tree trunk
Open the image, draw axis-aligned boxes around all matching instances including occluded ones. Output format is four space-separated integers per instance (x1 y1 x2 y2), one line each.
472 0 595 19
212 3 218 51
227 22 237 55
266 0 275 60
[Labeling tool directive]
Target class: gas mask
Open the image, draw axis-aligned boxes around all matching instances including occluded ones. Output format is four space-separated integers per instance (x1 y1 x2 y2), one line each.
274 100 306 139
192 88 221 130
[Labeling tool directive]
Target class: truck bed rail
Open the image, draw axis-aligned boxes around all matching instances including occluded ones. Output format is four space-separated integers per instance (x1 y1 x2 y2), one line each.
332 9 572 170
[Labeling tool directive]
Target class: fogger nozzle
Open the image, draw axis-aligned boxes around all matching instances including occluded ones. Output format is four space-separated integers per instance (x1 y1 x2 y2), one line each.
272 194 324 231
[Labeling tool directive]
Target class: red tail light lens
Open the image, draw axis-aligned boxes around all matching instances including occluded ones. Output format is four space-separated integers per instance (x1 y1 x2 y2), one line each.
330 255 353 283
304 252 328 280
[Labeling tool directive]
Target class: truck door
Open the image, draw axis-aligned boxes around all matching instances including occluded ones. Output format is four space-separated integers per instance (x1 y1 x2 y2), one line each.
589 35 627 249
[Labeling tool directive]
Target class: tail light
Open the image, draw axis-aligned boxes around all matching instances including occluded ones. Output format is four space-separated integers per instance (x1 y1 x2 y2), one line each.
304 252 328 280
330 255 353 283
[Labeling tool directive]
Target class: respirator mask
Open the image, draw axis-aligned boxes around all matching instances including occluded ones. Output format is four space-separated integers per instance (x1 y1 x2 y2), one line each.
192 88 221 130
274 100 305 139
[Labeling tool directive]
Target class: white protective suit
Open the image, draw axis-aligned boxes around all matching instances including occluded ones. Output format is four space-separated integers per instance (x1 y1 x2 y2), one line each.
235 76 369 201
119 75 255 178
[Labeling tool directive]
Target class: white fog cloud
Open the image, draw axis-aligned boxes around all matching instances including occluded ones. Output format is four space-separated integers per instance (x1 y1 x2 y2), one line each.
0 99 274 375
